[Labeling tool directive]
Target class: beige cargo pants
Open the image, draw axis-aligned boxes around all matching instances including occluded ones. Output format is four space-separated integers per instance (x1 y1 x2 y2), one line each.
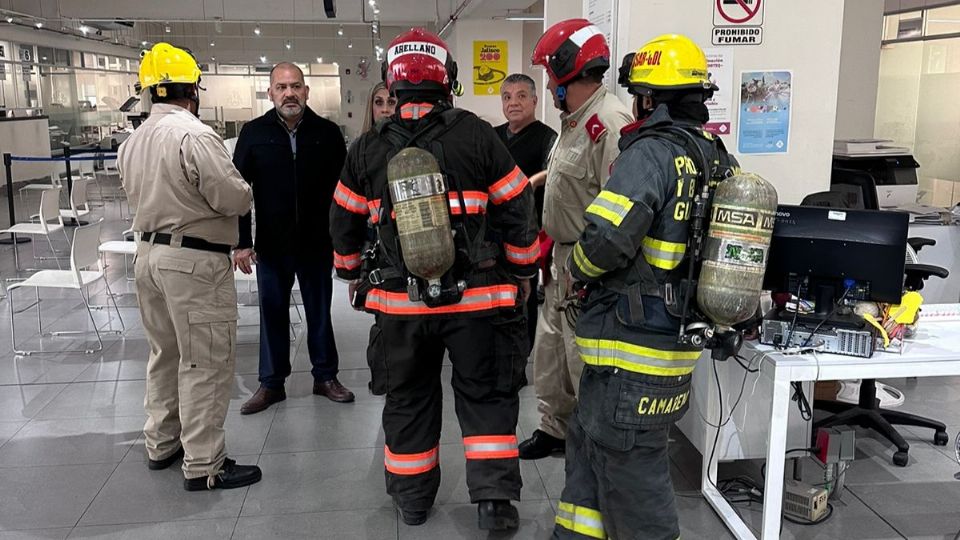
532 242 584 440
134 241 238 480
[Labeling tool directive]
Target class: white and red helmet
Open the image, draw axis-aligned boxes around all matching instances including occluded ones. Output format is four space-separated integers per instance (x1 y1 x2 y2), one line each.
532 19 610 86
384 28 459 95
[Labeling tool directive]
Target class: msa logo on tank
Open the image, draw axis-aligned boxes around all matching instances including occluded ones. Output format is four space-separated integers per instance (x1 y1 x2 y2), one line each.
708 204 775 268
636 389 690 416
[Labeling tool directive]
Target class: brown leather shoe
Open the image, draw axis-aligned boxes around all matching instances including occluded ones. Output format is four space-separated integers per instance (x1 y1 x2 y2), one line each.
313 379 355 403
240 386 286 415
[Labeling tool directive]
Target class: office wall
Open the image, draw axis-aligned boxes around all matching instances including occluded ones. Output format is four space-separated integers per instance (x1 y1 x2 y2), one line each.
446 20 525 126
836 0 885 140
614 0 846 205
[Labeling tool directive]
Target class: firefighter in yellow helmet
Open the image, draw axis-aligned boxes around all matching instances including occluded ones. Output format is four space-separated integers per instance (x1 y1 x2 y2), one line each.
552 34 741 539
119 43 260 491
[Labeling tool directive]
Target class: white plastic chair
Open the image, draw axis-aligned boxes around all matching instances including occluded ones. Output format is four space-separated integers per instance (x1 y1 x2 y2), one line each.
7 220 124 356
0 187 67 272
77 157 105 204
98 228 136 280
60 178 93 222
18 171 62 212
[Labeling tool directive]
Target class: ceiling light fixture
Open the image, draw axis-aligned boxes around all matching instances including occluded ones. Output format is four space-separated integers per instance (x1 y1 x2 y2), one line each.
285 40 292 49
260 55 267 63
254 23 261 36
317 56 323 63
337 25 344 36
373 6 380 14
164 23 171 33
35 21 43 28
211 56 216 61
79 24 89 35
348 41 353 49
141 40 148 47
210 40 215 47
503 16 544 21
5 16 13 23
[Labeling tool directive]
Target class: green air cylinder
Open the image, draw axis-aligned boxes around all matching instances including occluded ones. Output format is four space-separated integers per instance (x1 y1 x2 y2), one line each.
697 172 779 327
386 147 456 281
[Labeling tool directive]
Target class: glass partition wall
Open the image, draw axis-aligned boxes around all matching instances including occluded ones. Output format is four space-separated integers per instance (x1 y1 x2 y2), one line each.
0 40 342 151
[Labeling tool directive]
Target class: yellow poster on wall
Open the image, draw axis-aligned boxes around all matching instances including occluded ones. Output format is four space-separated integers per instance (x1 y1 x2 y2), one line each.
473 41 508 96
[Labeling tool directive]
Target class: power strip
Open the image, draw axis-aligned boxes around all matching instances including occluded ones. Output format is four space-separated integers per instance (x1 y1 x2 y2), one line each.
918 303 960 322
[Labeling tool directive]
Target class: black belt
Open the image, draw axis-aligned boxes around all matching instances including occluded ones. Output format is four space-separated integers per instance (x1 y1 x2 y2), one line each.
140 232 232 255
559 241 578 246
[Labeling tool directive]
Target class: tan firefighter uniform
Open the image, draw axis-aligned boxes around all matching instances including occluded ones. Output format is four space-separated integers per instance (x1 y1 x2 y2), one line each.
535 86 632 440
119 102 252 480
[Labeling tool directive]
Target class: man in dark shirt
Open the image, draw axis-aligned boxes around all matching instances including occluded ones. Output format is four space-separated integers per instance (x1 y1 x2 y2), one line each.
494 73 557 348
232 63 354 415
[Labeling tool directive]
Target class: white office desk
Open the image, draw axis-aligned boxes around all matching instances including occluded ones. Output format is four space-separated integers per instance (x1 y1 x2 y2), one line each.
703 321 960 539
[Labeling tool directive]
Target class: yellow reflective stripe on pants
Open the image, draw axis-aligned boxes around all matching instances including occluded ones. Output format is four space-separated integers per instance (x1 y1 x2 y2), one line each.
576 336 701 376
556 502 607 539
641 236 686 270
586 190 634 227
573 243 604 278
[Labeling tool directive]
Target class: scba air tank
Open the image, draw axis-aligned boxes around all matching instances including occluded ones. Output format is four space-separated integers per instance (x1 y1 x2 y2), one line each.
697 172 778 327
387 147 456 283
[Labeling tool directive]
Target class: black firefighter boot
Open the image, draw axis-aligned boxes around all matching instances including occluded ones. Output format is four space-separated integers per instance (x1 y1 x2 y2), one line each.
478 500 519 530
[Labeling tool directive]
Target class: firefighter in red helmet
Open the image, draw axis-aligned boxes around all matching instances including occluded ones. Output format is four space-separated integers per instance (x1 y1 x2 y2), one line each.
518 19 632 460
330 28 539 530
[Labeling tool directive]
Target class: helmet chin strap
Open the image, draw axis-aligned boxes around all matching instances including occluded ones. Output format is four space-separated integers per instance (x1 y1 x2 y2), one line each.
556 85 568 113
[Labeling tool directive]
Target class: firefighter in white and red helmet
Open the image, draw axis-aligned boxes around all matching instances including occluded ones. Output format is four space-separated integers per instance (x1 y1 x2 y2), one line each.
518 19 632 461
330 28 539 530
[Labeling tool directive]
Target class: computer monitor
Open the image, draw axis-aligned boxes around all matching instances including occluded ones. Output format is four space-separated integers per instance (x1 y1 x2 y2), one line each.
762 205 909 313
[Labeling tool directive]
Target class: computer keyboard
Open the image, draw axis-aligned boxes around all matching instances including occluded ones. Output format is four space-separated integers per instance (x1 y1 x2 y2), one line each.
918 303 960 322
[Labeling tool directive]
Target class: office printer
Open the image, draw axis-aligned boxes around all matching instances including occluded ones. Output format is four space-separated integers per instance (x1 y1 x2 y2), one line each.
832 152 920 209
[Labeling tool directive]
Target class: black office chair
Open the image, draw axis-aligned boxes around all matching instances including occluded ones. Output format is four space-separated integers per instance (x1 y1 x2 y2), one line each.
800 191 950 466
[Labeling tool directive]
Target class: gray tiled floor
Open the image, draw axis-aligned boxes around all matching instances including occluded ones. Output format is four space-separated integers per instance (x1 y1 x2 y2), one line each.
1 192 960 539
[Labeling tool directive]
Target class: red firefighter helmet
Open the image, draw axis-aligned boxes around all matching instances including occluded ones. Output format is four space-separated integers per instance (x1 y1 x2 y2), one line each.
384 28 459 95
532 19 610 86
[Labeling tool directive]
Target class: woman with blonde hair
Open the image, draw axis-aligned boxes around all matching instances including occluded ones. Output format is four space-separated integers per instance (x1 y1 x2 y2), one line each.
362 82 397 133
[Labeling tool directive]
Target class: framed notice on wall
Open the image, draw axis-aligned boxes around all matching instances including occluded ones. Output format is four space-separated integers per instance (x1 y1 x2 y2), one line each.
585 0 617 90
473 41 508 96
703 48 734 137
737 70 792 155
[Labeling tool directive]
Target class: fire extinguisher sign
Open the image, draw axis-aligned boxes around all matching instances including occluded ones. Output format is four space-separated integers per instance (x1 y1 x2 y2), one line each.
713 0 764 46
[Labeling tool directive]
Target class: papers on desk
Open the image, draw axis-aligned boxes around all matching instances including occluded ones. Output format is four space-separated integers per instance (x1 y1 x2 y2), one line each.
833 138 911 157
918 303 960 322
892 203 958 225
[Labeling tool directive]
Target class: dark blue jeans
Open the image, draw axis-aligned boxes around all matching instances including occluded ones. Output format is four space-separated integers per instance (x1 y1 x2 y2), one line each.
256 253 339 389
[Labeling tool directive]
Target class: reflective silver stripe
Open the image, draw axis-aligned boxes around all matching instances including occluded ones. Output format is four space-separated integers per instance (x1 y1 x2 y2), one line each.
641 244 684 262
577 341 700 372
556 508 604 532
464 442 516 453
384 454 437 470
334 189 367 213
489 169 525 203
372 291 515 310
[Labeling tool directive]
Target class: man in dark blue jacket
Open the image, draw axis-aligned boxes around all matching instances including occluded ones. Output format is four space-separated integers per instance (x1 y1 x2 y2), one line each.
233 62 354 415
